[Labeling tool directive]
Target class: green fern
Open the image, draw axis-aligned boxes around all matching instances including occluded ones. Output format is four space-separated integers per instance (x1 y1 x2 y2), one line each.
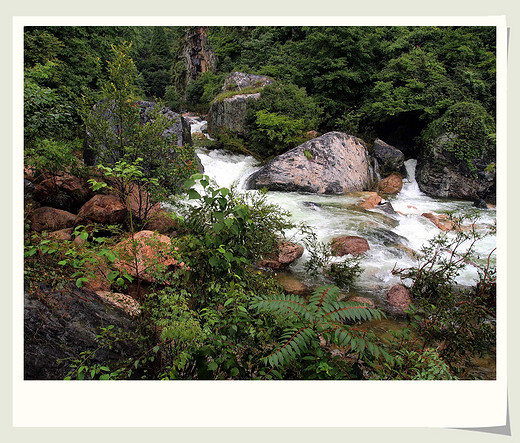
251 285 392 369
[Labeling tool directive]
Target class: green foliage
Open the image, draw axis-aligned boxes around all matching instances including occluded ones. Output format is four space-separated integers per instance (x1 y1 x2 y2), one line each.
362 47 456 122
139 287 207 379
186 71 227 111
303 233 363 290
249 110 309 157
164 85 182 110
176 174 295 282
246 81 320 157
251 285 392 377
421 101 496 176
24 62 74 145
89 158 161 231
392 217 496 376
136 27 175 99
24 138 84 180
82 42 198 194
376 345 454 380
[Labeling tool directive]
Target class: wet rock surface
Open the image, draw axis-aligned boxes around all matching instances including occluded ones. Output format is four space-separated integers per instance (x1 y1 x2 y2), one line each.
257 241 304 270
372 138 405 176
386 284 412 315
24 284 138 380
330 235 370 256
378 173 403 195
247 132 378 194
29 206 77 232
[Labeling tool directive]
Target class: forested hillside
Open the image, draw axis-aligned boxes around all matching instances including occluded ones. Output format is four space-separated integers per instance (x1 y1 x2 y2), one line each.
25 26 495 153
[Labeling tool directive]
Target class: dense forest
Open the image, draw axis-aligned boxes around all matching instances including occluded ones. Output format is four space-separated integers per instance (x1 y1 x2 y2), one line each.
24 26 497 380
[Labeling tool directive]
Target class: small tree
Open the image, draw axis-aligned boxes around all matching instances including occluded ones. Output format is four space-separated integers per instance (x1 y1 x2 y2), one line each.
82 42 197 195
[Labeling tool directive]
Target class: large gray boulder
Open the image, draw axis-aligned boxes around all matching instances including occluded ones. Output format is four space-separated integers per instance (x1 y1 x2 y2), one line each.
222 72 274 92
137 101 192 148
372 138 405 177
246 132 378 194
208 93 261 135
416 133 496 203
415 102 496 203
207 72 273 136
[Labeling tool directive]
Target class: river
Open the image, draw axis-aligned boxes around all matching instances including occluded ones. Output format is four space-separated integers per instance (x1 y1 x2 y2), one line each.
186 116 497 307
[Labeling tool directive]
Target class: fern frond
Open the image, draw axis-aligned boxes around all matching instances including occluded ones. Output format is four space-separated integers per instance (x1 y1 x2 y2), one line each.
266 326 315 367
251 294 312 321
308 285 341 307
333 328 352 347
321 302 382 323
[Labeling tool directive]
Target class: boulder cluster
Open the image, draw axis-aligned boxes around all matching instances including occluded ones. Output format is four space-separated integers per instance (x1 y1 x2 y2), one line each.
208 72 496 205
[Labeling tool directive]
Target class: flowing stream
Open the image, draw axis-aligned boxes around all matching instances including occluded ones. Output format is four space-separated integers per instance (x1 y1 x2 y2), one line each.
187 117 497 306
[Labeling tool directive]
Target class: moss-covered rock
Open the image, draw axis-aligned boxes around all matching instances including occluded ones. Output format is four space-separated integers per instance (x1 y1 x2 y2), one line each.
416 102 496 202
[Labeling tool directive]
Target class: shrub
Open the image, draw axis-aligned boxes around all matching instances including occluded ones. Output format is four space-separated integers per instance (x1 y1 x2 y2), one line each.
392 216 496 376
174 174 296 284
24 61 74 146
246 81 321 157
303 233 363 290
25 138 84 180
421 101 496 176
82 42 198 194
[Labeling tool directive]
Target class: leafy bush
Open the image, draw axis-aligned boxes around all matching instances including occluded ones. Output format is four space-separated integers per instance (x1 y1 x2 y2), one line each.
82 42 198 194
24 61 74 145
185 71 226 112
421 101 496 176
25 138 84 180
249 110 309 157
175 174 296 283
246 81 321 157
303 233 363 290
392 217 496 376
375 343 454 380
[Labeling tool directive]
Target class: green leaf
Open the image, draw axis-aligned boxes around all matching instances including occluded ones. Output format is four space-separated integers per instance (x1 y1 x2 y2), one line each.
207 361 218 371
223 251 234 262
209 256 220 267
107 270 119 281
80 231 88 240
187 189 201 200
213 211 224 222
75 277 88 288
105 252 116 263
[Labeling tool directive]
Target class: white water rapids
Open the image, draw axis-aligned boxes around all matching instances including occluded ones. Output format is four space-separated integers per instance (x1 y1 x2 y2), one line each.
188 118 496 302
